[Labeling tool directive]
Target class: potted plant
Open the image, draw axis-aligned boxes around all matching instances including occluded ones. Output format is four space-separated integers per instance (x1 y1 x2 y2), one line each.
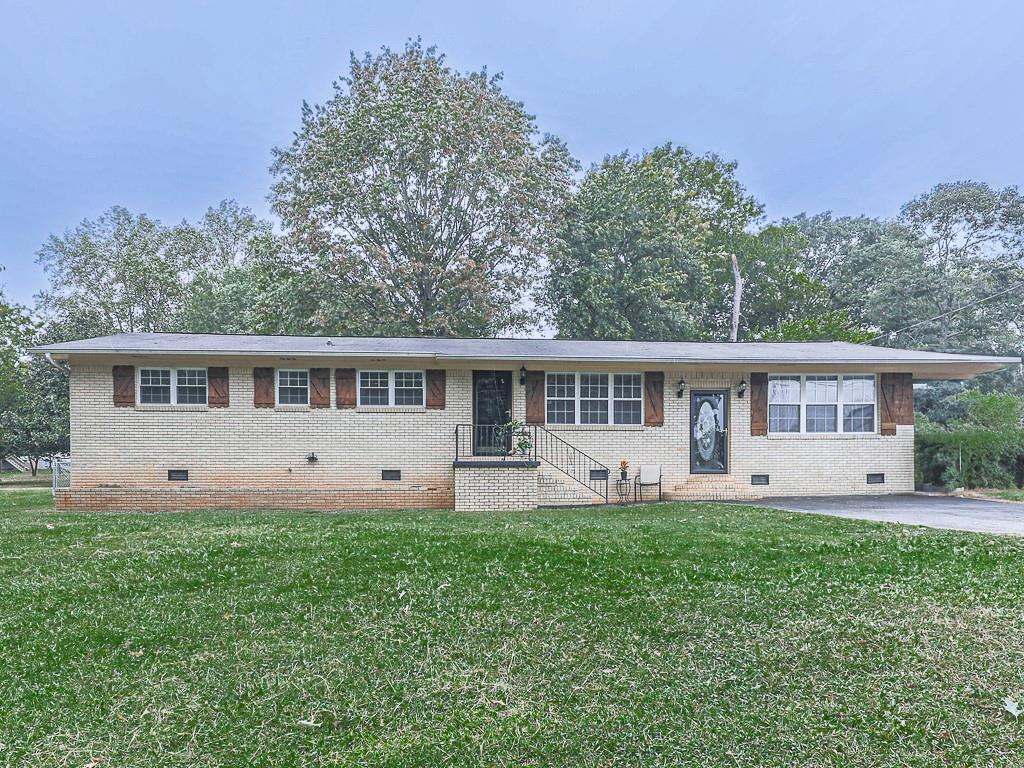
619 459 630 480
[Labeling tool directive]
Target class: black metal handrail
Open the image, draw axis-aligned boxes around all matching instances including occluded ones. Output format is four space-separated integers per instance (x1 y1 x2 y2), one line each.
454 424 609 502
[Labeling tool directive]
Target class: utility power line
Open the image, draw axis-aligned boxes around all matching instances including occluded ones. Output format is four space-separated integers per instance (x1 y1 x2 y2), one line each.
869 280 1024 344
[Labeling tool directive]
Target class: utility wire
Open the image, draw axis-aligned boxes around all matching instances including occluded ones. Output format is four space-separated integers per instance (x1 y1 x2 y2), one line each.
868 280 1024 344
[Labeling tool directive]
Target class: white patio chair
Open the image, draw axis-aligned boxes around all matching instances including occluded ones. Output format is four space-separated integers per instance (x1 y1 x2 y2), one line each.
634 464 662 502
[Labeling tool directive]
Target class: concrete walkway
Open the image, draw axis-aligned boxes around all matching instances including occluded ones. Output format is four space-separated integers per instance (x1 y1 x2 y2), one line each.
755 493 1024 535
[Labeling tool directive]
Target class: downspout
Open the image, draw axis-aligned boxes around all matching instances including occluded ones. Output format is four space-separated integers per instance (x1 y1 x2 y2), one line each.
44 352 70 373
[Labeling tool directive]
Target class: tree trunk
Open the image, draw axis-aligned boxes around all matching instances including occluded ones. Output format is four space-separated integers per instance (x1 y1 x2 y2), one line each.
729 252 744 343
30 457 39 477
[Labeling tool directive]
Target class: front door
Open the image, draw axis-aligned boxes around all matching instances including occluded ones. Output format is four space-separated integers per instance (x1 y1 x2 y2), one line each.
690 390 729 474
473 371 513 456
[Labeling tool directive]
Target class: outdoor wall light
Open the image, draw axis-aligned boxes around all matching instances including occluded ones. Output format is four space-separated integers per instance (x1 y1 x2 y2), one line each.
519 366 527 385
737 379 747 398
306 452 318 463
676 378 687 398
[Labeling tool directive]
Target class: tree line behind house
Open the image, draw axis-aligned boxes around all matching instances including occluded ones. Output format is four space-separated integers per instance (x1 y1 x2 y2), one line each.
1 41 1021 486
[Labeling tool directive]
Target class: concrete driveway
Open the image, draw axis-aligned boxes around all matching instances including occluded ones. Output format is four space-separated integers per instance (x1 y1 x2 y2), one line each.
755 494 1024 535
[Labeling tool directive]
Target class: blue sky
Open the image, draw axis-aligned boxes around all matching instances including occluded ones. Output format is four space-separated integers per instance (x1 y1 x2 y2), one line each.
2 0 1022 306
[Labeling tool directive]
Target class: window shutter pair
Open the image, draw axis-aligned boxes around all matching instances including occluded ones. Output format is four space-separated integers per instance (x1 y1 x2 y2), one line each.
255 367 329 407
747 371 913 436
524 370 665 426
112 365 230 407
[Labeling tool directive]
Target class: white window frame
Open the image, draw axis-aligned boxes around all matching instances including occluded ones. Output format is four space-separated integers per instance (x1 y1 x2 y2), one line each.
544 372 644 426
137 367 208 406
767 374 877 434
767 375 801 433
276 368 310 407
357 370 426 407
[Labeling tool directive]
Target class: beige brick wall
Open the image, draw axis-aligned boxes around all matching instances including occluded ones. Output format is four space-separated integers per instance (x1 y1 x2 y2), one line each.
66 361 914 511
454 464 538 512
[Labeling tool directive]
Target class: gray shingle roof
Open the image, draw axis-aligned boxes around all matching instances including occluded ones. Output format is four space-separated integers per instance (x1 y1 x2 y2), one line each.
31 332 1021 372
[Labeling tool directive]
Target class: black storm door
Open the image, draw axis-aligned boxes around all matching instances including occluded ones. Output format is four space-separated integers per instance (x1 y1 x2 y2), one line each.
690 390 729 474
473 371 513 456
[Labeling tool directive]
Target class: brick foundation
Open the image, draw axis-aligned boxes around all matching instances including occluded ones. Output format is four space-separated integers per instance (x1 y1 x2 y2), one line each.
56 485 453 512
454 462 539 511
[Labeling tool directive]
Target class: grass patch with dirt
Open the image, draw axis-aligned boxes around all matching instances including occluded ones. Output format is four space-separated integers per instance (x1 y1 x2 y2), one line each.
1 489 1023 766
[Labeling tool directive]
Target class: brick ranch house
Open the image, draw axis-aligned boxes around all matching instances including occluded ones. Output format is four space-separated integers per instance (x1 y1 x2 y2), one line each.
32 333 1019 512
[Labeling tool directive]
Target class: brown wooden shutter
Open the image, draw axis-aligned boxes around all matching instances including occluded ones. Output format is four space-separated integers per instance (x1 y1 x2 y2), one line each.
207 367 230 408
879 372 913 435
253 367 275 408
426 369 446 409
335 368 356 408
644 371 665 426
750 372 768 436
112 365 135 407
525 370 545 424
309 368 330 408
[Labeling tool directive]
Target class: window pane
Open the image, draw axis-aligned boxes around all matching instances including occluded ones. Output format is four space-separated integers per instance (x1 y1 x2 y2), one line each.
546 398 575 424
844 404 875 433
579 374 608 399
806 404 837 432
844 375 875 403
278 370 309 405
546 373 575 399
176 368 207 405
394 371 423 406
614 400 641 425
613 374 642 400
805 376 838 404
768 376 800 403
769 404 800 433
580 398 608 424
139 368 171 404
359 371 389 405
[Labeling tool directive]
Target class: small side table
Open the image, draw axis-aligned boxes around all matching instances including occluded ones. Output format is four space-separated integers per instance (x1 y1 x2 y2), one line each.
614 477 632 503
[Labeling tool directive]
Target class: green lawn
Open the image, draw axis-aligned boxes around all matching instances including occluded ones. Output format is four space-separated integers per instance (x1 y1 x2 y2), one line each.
1 490 1023 767
984 489 1024 503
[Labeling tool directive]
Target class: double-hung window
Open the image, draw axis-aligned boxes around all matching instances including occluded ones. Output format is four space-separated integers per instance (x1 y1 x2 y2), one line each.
175 369 208 404
842 375 876 433
546 373 576 424
767 374 876 434
545 373 643 425
277 369 309 405
768 376 801 433
805 376 838 433
358 371 424 407
613 374 643 425
139 368 208 405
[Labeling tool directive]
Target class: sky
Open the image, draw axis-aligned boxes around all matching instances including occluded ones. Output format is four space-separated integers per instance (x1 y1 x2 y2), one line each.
2 0 1023 307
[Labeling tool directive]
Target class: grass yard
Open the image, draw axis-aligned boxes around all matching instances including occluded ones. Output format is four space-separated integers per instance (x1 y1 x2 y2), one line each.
1 490 1023 767
984 489 1024 503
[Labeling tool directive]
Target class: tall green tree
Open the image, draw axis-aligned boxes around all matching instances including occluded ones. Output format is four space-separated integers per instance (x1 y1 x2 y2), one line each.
540 145 833 341
271 41 576 337
35 202 279 341
0 358 69 475
0 278 38 404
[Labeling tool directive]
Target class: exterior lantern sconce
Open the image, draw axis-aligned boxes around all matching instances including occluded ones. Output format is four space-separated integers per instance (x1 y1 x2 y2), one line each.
306 452 318 463
737 379 747 398
676 377 686 398
519 366 527 386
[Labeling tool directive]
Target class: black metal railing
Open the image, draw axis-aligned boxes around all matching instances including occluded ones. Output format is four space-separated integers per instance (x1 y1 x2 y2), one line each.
454 424 609 502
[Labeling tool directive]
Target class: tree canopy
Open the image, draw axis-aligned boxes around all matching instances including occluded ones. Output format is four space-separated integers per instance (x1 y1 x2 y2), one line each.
271 41 576 337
